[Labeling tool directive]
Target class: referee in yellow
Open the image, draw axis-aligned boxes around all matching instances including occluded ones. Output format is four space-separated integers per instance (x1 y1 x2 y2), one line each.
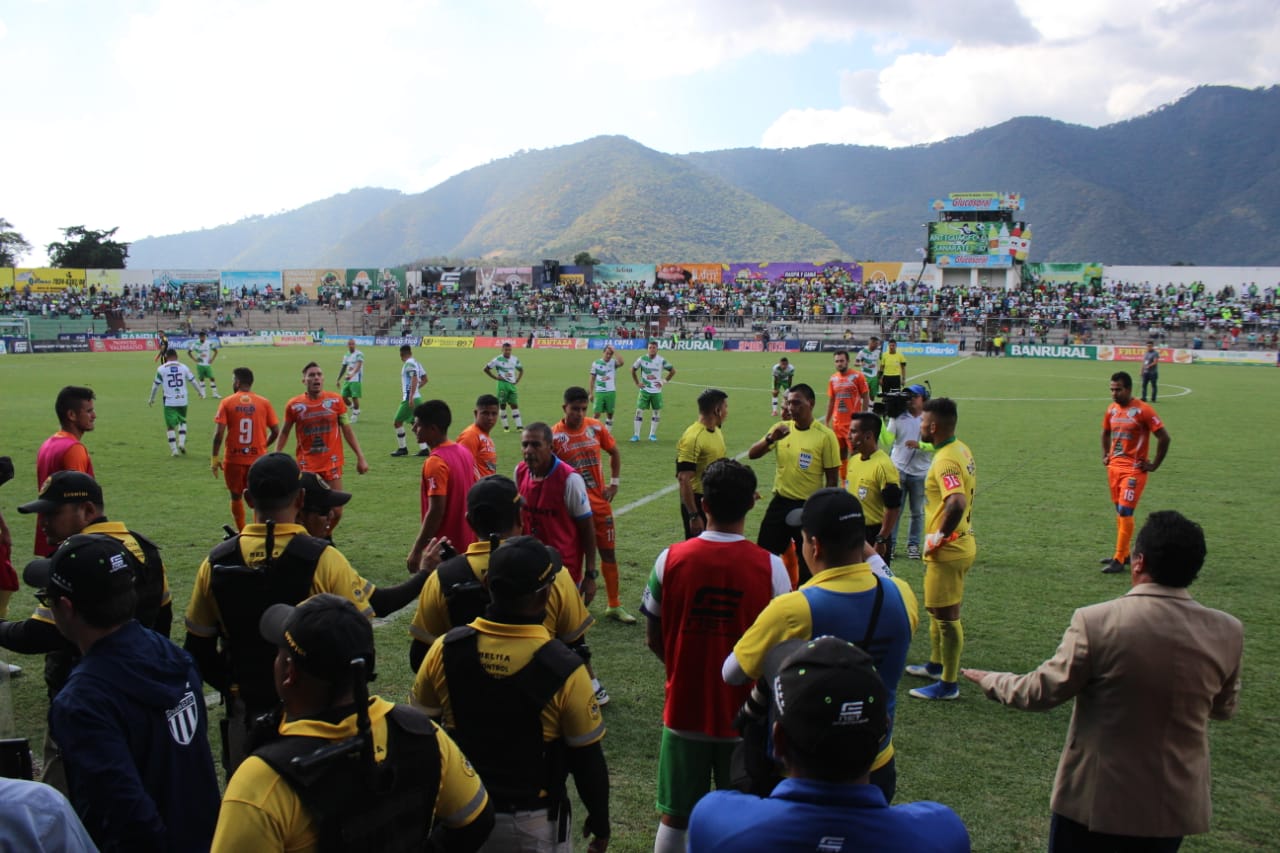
905 397 977 701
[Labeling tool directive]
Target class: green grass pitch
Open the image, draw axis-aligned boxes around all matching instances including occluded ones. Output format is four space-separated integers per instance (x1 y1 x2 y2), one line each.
0 345 1275 851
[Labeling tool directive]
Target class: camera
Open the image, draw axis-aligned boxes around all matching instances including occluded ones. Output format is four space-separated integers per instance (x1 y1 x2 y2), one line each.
882 391 912 419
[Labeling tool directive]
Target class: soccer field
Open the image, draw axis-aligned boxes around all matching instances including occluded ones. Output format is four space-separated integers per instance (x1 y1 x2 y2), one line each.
0 346 1276 851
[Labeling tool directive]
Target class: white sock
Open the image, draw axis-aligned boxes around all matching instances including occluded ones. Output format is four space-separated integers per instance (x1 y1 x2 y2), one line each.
654 822 686 853
501 411 509 428
649 413 660 438
633 412 643 438
166 430 176 450
512 408 523 428
418 442 428 451
396 428 407 449
178 425 187 448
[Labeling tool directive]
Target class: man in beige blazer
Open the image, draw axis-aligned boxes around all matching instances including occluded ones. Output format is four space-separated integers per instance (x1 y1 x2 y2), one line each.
963 510 1242 851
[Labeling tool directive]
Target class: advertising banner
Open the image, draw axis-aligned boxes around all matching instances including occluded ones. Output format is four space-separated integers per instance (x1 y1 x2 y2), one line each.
1009 343 1098 360
724 339 804 352
372 335 421 347
30 339 90 353
0 269 12 289
284 269 346 299
1189 349 1274 366
725 262 862 287
218 336 274 348
1025 262 1103 285
656 263 724 286
346 268 378 294
929 191 1024 212
419 336 476 349
476 267 533 294
595 265 655 287
85 269 122 295
1095 345 1176 363
15 268 87 293
531 338 586 350
89 337 157 353
1 337 29 354
861 262 908 285
658 339 722 352
154 269 220 290
271 334 313 346
895 342 960 357
559 274 585 288
318 335 377 347
588 338 646 350
221 270 283 296
420 267 476 294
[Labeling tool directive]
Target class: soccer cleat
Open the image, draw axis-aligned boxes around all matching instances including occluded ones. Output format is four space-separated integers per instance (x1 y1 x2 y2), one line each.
910 680 960 701
171 449 180 457
178 445 186 454
605 606 637 625
906 544 921 559
415 449 430 457
5 663 20 677
389 448 409 457
212 393 221 399
1101 558 1129 574
503 427 510 433
629 435 640 442
649 435 658 442
905 662 943 680
348 414 358 424
594 684 610 706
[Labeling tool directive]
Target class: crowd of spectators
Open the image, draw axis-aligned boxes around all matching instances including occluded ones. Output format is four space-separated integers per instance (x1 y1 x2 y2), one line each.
4 275 1279 347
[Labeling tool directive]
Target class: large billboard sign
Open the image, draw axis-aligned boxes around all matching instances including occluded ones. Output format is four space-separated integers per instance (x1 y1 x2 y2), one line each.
928 222 1031 267
930 191 1024 212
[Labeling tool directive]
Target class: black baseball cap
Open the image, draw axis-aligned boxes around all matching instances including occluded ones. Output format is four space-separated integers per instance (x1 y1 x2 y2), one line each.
259 593 376 683
299 473 352 514
467 475 522 518
767 636 889 756
247 453 302 503
18 471 103 514
486 536 561 599
24 533 135 603
785 488 865 541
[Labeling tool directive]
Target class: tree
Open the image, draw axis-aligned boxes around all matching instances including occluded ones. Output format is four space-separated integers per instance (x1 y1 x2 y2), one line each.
573 251 600 267
46 226 130 269
0 218 32 267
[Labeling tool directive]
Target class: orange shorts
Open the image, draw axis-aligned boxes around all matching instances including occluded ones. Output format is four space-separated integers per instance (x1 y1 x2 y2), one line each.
1108 465 1147 513
593 510 615 550
832 418 852 450
299 455 343 483
224 463 251 496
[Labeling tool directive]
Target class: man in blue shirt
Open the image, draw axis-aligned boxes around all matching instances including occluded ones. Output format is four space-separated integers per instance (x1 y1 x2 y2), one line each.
29 533 220 852
689 636 969 853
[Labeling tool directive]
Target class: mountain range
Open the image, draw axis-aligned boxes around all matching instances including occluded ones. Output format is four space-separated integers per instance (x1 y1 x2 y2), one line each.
127 85 1280 269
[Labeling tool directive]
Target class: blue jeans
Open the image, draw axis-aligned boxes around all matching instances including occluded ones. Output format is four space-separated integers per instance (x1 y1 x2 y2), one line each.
890 472 926 549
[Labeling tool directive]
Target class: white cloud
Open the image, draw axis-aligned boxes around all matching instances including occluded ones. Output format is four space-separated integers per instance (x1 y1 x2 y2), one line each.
763 1 1280 148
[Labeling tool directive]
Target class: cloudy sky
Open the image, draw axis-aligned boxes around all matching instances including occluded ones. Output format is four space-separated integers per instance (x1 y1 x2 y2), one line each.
4 0 1278 264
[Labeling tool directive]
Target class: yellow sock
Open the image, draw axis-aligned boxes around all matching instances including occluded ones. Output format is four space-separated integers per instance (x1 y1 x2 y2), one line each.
939 619 964 683
929 616 942 664
231 499 246 531
602 561 620 608
1116 515 1135 562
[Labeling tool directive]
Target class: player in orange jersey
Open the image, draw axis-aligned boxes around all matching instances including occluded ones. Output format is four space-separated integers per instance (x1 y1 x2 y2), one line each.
276 362 369 533
824 350 870 487
211 367 281 531
553 386 631 623
456 394 500 479
1099 371 1170 574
